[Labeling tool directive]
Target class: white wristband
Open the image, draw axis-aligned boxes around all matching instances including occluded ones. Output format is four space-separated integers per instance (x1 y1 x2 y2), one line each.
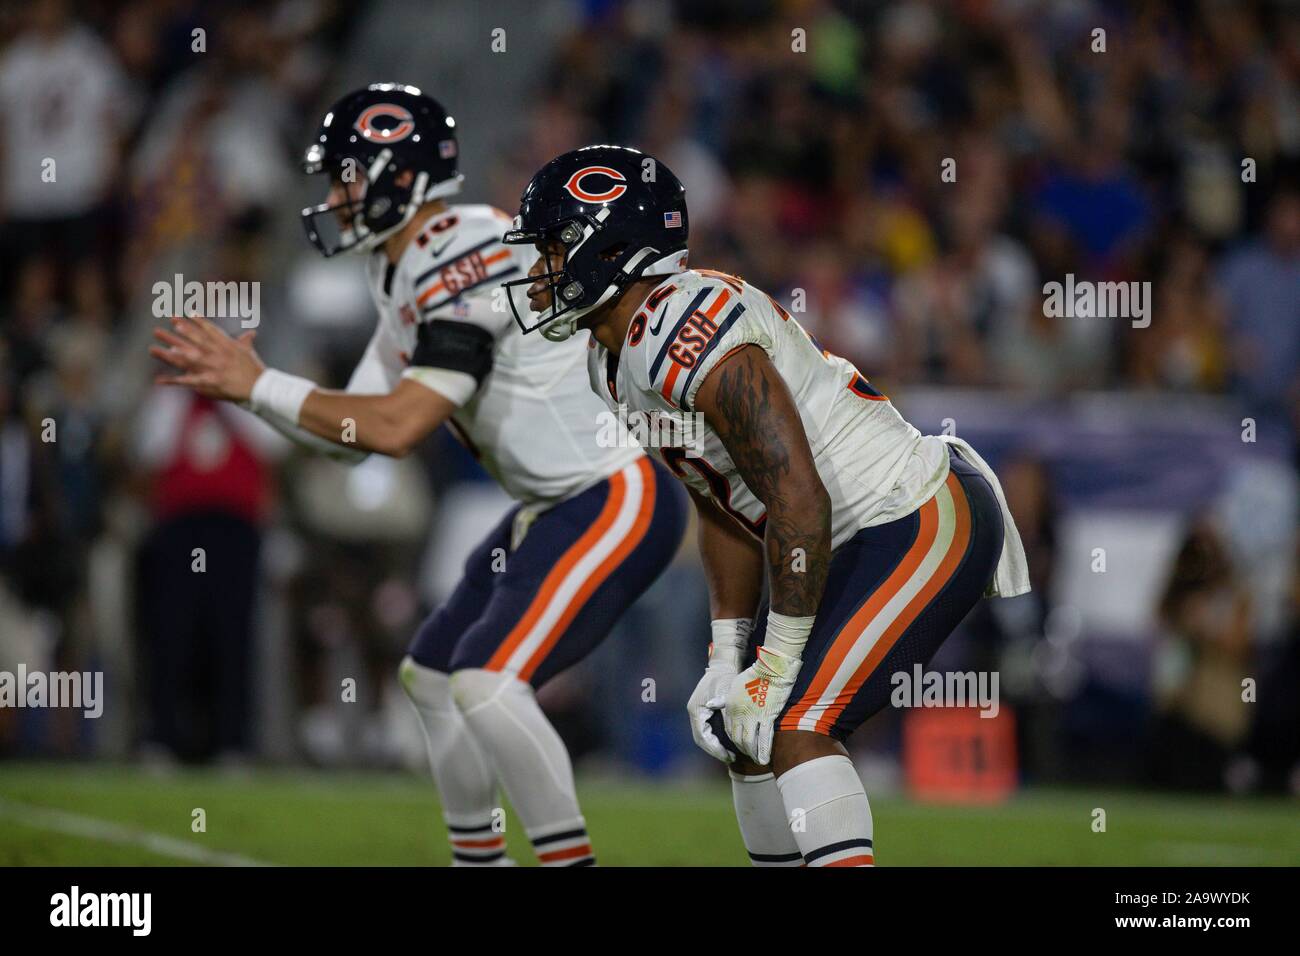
708 618 752 668
249 369 316 425
763 611 815 660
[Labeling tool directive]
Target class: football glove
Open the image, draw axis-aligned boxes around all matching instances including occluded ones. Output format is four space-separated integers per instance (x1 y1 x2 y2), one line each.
719 612 814 765
686 619 752 763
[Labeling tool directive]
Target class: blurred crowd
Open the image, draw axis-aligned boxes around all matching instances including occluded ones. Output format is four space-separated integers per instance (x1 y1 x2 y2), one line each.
483 0 1300 413
0 0 1296 792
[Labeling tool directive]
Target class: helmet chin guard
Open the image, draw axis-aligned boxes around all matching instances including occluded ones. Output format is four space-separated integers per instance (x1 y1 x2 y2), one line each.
541 314 580 342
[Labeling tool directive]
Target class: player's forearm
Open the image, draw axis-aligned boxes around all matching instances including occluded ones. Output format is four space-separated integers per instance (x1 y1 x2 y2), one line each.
692 490 764 621
256 405 368 464
695 345 832 622
250 369 451 459
762 486 831 618
296 387 427 458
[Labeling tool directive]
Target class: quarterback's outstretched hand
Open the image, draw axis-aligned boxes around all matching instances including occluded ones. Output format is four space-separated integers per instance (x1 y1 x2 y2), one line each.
687 619 752 763
151 315 264 403
720 644 801 765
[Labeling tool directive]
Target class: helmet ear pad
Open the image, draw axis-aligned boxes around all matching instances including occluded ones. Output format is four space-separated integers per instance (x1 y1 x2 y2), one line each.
356 153 426 249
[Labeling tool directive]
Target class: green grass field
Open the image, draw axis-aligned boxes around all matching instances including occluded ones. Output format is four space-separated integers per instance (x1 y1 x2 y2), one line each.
0 762 1295 866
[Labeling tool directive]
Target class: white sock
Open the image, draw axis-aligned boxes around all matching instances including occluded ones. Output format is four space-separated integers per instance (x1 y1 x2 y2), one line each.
398 657 507 866
451 668 595 867
730 770 804 866
776 754 875 867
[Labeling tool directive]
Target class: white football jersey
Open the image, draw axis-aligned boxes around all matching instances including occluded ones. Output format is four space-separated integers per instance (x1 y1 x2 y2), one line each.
354 203 640 503
587 268 949 548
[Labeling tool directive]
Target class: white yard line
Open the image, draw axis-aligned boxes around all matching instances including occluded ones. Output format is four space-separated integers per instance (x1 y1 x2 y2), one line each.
0 797 274 867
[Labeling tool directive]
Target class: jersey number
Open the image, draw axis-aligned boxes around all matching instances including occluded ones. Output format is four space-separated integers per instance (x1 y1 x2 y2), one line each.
661 447 766 540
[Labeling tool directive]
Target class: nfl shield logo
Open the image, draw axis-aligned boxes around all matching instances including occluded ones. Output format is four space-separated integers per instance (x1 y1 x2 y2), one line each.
663 211 682 229
439 139 458 159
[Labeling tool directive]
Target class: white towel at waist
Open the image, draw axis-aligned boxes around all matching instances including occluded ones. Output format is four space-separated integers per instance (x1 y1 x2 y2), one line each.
937 435 1031 598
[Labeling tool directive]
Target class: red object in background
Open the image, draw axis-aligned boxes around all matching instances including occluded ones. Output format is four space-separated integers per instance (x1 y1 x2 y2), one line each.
903 705 1019 803
152 395 269 524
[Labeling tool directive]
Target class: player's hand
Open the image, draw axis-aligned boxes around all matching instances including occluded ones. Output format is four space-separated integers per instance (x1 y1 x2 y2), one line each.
720 644 801 765
150 315 264 403
686 619 751 763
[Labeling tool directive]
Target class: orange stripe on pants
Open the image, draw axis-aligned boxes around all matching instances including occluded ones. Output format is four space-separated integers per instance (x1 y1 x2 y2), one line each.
484 470 628 673
779 496 940 731
517 458 657 681
812 473 972 734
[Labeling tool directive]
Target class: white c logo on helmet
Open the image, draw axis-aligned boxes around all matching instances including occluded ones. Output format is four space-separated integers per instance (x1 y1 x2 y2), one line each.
563 166 627 203
354 104 416 143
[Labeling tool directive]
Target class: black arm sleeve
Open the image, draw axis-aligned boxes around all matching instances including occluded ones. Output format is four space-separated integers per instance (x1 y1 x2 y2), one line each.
410 320 496 385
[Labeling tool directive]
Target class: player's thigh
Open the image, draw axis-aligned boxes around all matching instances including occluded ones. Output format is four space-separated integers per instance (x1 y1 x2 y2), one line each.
777 456 1003 740
450 457 686 687
405 506 518 673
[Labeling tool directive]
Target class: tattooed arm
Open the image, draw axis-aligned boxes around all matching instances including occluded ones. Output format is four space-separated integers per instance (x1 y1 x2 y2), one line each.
692 345 831 619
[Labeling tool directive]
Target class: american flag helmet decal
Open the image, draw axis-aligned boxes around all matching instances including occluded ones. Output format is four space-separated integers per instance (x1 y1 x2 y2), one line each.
663 210 682 228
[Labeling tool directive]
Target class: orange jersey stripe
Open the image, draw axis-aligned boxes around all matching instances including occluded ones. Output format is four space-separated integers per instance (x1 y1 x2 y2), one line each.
415 248 511 305
417 281 445 304
660 288 732 405
660 361 683 403
485 471 629 672
824 854 874 867
702 288 732 319
517 459 656 681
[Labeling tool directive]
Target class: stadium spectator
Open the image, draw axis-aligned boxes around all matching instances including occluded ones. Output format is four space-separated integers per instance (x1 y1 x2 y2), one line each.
1217 188 1300 430
130 386 282 763
1128 232 1230 392
0 0 133 307
1147 521 1254 791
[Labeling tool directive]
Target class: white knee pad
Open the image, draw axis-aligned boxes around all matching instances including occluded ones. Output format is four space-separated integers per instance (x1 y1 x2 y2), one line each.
449 667 524 714
448 666 584 845
398 656 501 837
399 655 453 710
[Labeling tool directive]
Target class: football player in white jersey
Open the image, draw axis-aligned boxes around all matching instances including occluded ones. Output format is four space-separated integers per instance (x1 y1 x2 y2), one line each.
150 90 686 867
503 145 1030 867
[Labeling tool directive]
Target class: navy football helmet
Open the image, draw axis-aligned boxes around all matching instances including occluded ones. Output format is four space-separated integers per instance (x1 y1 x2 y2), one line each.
502 145 689 341
301 83 462 256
